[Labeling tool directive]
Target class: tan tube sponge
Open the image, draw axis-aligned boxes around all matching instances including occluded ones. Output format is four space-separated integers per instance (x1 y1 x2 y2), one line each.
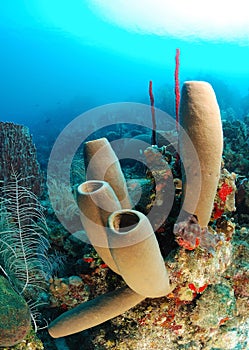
108 209 172 298
179 81 223 227
77 180 121 274
48 285 145 338
84 137 132 209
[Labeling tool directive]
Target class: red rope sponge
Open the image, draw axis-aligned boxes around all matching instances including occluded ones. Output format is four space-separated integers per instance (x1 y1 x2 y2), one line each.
149 80 157 145
174 48 180 131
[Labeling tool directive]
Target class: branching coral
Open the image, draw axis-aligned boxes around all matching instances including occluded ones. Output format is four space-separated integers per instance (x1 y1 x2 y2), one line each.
0 171 50 332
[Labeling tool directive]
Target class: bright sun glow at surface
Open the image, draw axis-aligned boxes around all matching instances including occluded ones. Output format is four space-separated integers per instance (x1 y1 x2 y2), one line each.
88 0 249 41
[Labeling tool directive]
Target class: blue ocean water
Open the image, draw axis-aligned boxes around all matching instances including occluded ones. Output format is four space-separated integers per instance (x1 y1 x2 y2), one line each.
0 1 248 149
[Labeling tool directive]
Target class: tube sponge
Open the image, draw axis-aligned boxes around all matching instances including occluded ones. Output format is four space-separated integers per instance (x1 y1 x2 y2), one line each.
48 286 145 338
108 209 172 298
179 81 223 227
84 137 132 209
77 180 121 274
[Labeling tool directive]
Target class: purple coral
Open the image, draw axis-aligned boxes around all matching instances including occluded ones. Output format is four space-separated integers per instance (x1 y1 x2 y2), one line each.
174 215 221 254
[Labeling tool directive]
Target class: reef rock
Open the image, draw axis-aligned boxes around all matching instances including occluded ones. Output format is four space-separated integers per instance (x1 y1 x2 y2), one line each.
0 276 31 347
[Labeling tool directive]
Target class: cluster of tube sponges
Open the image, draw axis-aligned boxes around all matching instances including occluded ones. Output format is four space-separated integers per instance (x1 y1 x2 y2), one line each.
48 81 223 338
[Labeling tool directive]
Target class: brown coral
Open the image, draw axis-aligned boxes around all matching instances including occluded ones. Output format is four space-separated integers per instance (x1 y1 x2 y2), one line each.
0 122 43 196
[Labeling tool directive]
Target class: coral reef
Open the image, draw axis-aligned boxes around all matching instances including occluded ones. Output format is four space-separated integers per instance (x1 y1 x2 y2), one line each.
212 165 236 220
2 82 249 348
49 276 90 310
223 118 249 176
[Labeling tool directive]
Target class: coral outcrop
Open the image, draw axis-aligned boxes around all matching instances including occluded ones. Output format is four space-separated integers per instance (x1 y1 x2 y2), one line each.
0 122 43 196
0 276 31 347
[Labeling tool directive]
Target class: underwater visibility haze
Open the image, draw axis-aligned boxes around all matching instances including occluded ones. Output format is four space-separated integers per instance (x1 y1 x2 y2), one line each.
0 1 249 134
0 1 249 349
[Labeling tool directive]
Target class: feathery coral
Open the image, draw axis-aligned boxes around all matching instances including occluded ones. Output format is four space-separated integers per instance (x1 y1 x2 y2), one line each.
0 171 50 330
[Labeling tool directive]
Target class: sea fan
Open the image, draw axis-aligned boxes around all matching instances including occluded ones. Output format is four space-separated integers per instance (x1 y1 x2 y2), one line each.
0 171 50 329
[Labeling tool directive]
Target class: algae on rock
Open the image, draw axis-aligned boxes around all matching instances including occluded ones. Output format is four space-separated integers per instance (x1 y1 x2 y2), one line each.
0 276 31 347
